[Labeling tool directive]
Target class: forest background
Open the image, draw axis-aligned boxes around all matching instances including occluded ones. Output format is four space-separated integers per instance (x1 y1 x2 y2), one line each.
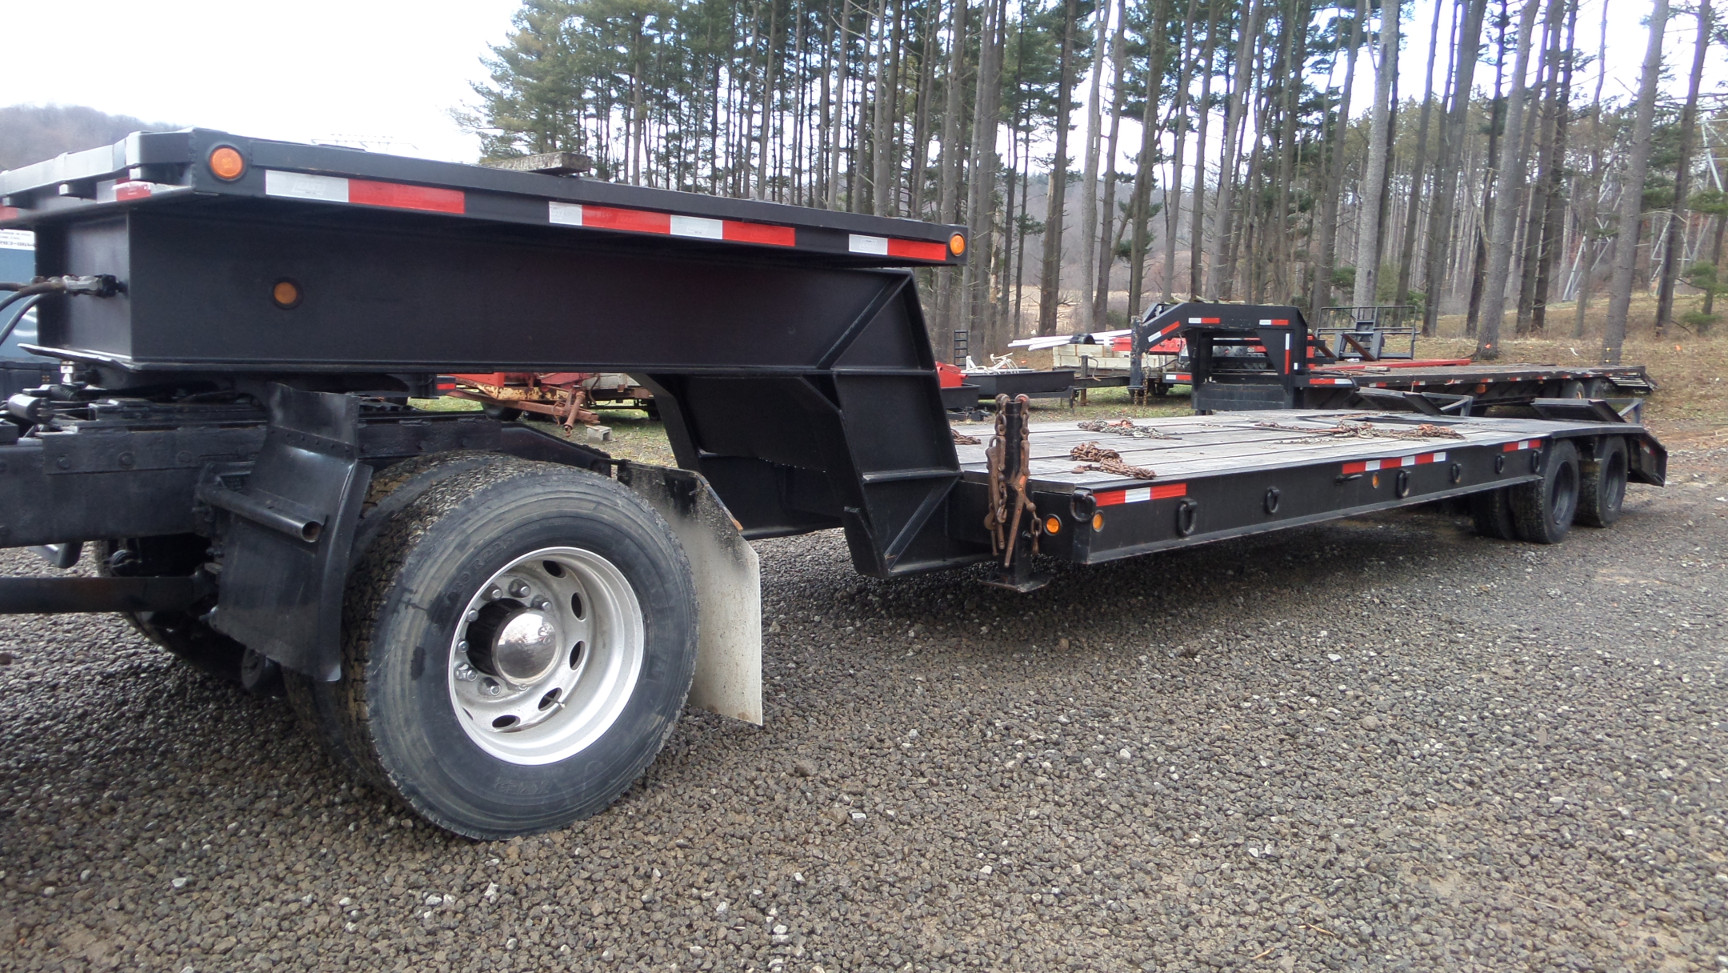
4 0 1726 366
461 0 1728 366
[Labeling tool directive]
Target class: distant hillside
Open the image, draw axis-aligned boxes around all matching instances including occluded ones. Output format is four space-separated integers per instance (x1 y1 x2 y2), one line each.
0 105 178 171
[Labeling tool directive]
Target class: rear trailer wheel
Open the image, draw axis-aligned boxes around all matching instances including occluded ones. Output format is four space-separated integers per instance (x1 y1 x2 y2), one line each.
1511 439 1581 544
1578 436 1629 527
336 461 697 838
1469 489 1518 540
96 537 252 687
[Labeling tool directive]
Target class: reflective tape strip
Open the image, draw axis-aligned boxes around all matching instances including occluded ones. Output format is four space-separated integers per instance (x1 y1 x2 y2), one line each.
1502 439 1538 452
1309 377 1354 386
1341 452 1447 475
1188 317 1222 324
553 202 795 247
1163 372 1190 382
0 207 19 221
265 170 465 214
1095 482 1187 507
848 233 947 260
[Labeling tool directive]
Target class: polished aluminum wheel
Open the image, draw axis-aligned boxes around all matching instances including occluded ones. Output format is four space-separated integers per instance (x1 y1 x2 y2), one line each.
448 546 644 765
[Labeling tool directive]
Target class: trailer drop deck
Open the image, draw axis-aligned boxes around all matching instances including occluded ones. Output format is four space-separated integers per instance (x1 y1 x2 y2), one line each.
0 131 1666 838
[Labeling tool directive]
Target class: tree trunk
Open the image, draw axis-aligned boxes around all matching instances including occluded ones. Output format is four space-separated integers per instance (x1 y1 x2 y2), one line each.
1351 0 1402 308
1188 0 1224 297
1308 0 1367 318
1528 0 1576 334
1601 0 1669 364
1475 0 1542 360
1571 0 1609 339
1037 0 1081 336
1208 0 1262 297
1074 1 1113 332
1093 0 1130 327
1161 0 1200 302
1466 0 1511 338
1654 0 1713 336
1395 0 1449 307
1420 0 1490 336
1126 0 1172 320
966 0 1005 347
932 0 969 361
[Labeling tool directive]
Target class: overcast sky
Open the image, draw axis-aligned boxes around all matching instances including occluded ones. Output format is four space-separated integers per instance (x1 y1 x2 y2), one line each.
2 0 1721 168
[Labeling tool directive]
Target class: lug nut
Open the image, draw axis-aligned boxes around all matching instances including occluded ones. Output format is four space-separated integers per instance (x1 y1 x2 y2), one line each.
483 679 502 696
466 609 479 623
508 580 530 598
454 662 476 682
484 586 501 601
531 597 550 611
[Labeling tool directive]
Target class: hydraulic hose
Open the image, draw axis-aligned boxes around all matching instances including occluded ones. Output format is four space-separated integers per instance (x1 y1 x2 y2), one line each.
0 275 122 346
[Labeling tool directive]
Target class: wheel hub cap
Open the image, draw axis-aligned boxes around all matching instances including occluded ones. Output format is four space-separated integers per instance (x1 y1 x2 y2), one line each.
493 611 559 685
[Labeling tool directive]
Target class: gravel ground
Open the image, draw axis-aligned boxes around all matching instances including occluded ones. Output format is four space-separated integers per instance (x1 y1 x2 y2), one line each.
2 445 1725 973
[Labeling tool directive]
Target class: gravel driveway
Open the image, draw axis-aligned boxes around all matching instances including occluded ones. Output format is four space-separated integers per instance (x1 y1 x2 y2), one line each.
2 445 1724 972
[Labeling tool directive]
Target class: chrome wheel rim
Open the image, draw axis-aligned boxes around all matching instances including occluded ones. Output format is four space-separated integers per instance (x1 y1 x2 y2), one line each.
447 546 643 765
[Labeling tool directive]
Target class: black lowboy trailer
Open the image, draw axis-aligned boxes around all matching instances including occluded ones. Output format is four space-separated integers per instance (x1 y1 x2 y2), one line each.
0 132 1667 838
1127 302 1655 412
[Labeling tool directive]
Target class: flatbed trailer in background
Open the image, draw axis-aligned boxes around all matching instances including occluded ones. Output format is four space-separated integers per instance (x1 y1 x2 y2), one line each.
1131 302 1654 412
0 132 1666 838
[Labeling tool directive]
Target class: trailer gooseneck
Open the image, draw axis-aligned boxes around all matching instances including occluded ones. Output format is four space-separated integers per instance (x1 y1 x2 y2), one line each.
0 132 1666 838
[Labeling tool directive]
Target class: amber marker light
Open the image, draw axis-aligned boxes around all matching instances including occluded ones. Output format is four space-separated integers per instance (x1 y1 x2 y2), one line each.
948 232 967 257
208 146 247 181
1091 513 1104 531
1044 515 1061 535
271 279 302 308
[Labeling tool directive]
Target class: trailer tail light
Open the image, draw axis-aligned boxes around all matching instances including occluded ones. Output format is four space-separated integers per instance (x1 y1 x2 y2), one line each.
271 279 302 309
948 233 967 256
208 146 247 181
1091 513 1104 531
1044 515 1061 535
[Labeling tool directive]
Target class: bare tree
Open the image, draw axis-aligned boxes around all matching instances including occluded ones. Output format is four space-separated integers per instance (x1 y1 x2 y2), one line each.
1038 0 1081 335
1601 0 1669 364
1351 0 1402 309
1475 0 1543 360
1420 0 1490 336
1075 0 1113 331
1654 0 1714 335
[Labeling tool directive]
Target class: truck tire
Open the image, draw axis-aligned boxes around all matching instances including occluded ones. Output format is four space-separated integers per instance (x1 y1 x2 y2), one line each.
96 536 248 686
1510 439 1580 544
284 450 521 784
333 459 697 838
1577 436 1629 528
1469 488 1518 540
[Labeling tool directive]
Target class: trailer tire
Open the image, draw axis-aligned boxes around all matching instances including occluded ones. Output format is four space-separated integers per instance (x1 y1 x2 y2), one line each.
1511 439 1580 544
95 536 248 686
1469 489 1518 540
284 450 524 784
1577 436 1628 528
334 459 697 838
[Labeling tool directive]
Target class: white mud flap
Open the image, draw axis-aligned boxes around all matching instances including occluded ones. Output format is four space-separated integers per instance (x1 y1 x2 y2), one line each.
617 464 763 724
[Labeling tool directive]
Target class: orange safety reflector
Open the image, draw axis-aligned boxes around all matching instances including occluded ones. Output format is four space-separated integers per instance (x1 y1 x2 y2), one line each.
208 146 246 181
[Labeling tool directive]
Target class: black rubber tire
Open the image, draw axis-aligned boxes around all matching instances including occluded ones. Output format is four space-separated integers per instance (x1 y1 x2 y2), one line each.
1511 439 1581 544
283 450 520 784
1577 436 1629 528
1469 488 1519 540
96 536 247 685
482 404 524 422
333 460 697 838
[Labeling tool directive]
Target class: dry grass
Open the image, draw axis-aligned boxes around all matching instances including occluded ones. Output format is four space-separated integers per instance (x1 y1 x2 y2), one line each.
1429 291 1728 445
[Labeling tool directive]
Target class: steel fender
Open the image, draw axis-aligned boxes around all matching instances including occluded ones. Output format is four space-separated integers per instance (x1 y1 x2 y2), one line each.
617 463 763 725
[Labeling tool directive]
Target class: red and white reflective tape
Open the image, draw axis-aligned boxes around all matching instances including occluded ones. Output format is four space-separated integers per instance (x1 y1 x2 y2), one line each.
846 233 948 261
1095 482 1188 507
265 170 466 214
1341 452 1447 475
0 206 18 221
549 201 795 247
1163 372 1191 382
1502 439 1539 452
98 179 180 203
1308 377 1354 386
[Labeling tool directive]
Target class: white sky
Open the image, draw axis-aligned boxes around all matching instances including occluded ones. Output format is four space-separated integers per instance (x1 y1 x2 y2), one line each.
2 0 1722 169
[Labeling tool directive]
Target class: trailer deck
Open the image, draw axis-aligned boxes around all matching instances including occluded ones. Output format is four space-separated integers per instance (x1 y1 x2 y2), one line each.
1132 303 1655 411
